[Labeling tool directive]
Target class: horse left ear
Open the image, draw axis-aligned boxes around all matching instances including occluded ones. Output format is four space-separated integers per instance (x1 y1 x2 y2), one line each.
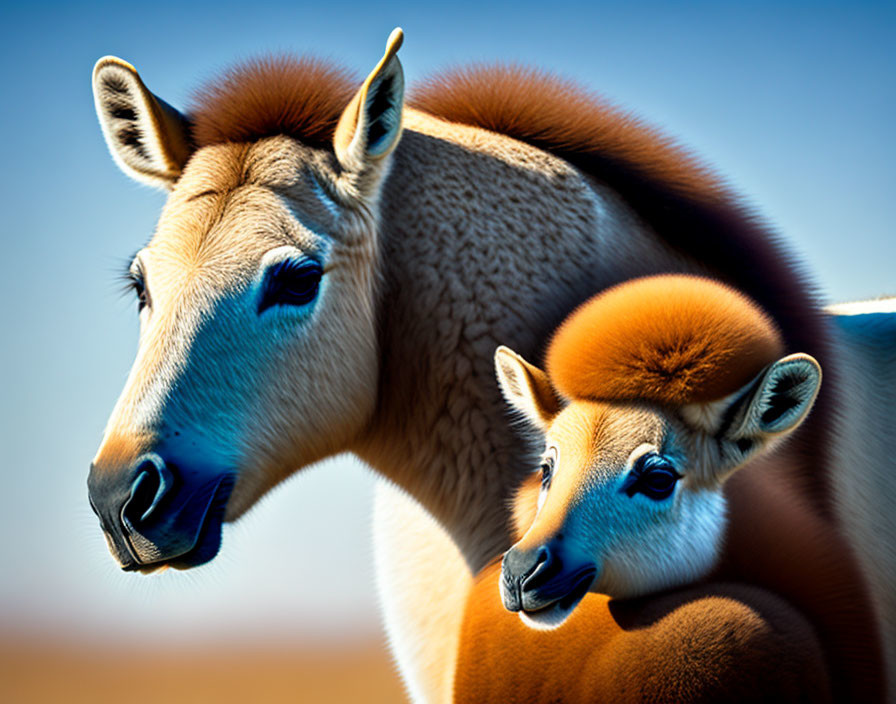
334 28 405 176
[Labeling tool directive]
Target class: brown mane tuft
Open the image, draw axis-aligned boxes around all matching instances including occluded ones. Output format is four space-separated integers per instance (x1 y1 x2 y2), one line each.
189 56 358 148
411 64 723 203
546 275 784 405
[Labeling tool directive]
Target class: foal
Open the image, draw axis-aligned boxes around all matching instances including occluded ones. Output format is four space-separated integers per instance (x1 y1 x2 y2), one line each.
495 274 822 629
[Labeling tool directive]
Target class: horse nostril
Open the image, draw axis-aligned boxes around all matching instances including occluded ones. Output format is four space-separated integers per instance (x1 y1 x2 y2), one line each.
121 454 175 529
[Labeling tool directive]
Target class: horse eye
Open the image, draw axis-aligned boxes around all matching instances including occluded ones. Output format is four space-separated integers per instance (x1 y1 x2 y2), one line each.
129 275 148 312
258 258 323 314
621 452 680 501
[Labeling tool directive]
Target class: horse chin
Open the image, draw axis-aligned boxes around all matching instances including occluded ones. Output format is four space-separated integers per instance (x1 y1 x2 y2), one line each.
124 474 234 573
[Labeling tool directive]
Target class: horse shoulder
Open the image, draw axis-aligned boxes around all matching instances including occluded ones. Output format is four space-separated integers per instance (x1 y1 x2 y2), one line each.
454 565 829 703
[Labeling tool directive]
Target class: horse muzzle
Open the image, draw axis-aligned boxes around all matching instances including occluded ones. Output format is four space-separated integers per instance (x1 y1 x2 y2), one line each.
501 541 597 630
88 452 234 572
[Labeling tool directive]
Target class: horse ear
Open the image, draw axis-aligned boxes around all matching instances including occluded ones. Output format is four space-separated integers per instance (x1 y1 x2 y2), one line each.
694 353 822 482
494 346 561 430
93 57 193 189
334 28 405 177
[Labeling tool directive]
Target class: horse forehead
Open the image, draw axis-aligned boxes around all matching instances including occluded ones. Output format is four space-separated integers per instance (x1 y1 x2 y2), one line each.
149 139 336 276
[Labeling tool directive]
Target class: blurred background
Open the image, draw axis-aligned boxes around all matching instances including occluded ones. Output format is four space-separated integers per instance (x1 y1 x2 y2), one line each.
1 1 893 701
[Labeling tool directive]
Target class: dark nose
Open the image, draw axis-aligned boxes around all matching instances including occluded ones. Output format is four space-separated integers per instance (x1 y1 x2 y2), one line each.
501 539 596 614
88 451 233 570
121 454 175 530
88 452 178 568
501 544 559 612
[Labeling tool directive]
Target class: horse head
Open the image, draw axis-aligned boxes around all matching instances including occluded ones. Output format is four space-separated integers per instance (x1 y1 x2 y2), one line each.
88 30 405 572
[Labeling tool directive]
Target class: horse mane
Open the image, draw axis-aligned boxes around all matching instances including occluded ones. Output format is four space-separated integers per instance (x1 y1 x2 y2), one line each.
188 56 357 149
410 64 835 509
546 275 784 405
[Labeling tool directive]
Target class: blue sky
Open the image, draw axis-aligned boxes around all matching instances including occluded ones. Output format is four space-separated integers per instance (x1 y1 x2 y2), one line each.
1 1 893 645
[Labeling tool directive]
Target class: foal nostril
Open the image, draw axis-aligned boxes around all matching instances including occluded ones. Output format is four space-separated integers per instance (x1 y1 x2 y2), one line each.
121 454 175 529
522 545 562 591
504 545 555 586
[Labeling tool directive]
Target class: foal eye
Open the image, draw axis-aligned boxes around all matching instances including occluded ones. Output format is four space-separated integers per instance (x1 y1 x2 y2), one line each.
621 452 681 501
539 448 557 490
258 258 323 314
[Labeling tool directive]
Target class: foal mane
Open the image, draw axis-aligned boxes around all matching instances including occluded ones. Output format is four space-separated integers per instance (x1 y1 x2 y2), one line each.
546 275 784 406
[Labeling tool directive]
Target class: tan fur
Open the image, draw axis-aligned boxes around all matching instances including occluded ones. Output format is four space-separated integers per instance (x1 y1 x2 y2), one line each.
547 275 785 404
498 280 821 616
89 37 889 703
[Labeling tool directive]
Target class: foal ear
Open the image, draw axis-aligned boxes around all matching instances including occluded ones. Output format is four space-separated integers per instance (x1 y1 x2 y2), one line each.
494 346 561 430
93 57 193 189
727 353 822 438
334 28 405 175
703 353 822 479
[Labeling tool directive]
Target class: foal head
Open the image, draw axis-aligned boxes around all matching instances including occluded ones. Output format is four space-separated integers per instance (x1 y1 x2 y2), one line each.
495 275 822 629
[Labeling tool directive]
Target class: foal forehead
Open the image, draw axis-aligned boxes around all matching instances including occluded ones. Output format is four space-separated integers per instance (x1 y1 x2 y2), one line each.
550 401 669 468
147 137 339 275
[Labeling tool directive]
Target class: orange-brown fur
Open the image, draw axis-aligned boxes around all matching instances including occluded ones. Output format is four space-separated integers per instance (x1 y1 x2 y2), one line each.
189 57 357 148
410 64 838 514
457 561 831 704
546 275 785 404
476 279 881 701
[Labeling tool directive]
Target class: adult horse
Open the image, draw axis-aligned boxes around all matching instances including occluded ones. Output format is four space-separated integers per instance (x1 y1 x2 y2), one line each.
87 29 892 702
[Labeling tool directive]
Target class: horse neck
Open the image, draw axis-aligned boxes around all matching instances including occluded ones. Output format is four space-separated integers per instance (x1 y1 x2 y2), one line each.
351 114 699 572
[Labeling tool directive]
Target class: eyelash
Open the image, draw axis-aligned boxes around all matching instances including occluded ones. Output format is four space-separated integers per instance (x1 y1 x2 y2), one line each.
121 269 148 312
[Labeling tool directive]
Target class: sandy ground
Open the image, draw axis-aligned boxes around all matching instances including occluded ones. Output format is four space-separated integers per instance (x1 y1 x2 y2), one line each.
1 637 408 703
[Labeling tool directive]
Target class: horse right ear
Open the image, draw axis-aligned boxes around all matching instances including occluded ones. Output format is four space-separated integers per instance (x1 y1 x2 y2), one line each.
93 57 193 189
333 28 404 183
494 346 561 430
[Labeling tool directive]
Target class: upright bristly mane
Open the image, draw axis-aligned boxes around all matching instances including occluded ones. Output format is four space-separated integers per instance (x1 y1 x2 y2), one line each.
410 64 834 509
188 56 357 148
546 275 785 405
